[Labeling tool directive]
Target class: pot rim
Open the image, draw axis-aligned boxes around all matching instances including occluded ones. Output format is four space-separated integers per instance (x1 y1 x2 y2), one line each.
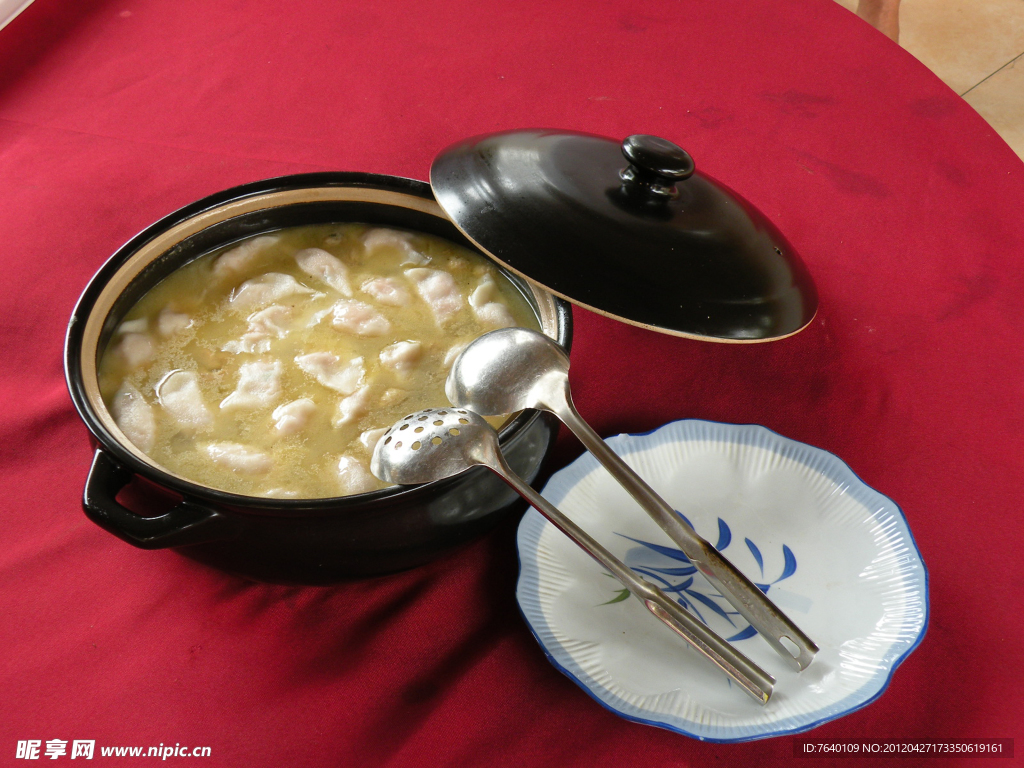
65 171 573 515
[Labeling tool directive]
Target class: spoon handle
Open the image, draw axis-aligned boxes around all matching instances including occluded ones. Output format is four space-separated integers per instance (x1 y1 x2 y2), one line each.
487 454 774 705
552 400 818 671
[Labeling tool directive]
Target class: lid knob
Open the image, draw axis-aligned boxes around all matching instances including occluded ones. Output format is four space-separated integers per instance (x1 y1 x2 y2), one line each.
619 135 695 200
614 136 696 201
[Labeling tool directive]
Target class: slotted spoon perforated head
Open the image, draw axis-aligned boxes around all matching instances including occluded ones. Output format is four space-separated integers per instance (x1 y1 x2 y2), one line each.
370 407 502 486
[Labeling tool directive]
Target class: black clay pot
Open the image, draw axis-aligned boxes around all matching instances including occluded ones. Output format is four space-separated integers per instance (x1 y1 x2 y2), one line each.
65 173 572 584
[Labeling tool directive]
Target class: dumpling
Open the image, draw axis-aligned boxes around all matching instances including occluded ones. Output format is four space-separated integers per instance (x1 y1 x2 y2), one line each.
358 427 389 453
295 352 365 395
405 268 463 325
379 340 422 384
443 342 467 369
469 273 516 328
295 248 352 296
157 307 192 337
113 332 154 369
111 383 155 452
229 273 316 310
330 299 391 337
222 305 294 354
360 277 411 307
117 318 148 334
155 370 212 430
272 398 317 435
204 442 273 474
212 235 281 280
332 385 372 427
362 228 429 265
336 454 379 494
220 360 283 410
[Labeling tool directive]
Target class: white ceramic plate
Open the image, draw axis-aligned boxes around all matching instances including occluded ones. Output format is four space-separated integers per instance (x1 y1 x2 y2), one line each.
516 420 928 742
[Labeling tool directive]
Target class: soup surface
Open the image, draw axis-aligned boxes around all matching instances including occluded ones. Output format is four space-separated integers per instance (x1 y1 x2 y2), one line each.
97 224 539 498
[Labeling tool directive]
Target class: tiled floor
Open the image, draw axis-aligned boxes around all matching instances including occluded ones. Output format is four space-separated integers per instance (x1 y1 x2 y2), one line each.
834 0 1024 160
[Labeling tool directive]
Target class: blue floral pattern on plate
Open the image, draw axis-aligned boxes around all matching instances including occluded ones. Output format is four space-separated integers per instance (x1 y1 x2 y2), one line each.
609 516 801 644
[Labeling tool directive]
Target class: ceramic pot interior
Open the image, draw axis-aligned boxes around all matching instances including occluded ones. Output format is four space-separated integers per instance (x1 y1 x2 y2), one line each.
69 176 568 508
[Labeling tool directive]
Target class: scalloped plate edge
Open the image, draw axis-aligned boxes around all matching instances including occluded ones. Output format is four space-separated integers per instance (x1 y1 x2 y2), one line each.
515 419 929 742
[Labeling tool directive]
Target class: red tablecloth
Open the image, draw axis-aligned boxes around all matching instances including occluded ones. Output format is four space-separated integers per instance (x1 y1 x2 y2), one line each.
2 0 1022 765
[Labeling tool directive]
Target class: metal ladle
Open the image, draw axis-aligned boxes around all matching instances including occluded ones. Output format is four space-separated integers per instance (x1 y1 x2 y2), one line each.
371 407 775 704
446 327 818 671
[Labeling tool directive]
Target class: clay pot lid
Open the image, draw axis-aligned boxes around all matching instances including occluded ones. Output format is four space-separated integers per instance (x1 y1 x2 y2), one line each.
430 129 817 342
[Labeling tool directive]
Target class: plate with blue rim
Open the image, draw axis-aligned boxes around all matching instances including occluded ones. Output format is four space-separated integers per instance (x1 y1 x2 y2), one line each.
516 419 928 742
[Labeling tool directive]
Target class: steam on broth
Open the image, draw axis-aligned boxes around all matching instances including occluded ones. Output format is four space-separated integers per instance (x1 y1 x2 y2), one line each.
97 224 540 498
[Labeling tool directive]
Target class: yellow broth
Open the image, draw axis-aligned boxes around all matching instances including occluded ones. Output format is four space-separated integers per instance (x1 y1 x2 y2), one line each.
97 224 539 498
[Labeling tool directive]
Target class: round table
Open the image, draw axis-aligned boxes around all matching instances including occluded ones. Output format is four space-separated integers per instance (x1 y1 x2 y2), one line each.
1 0 1020 764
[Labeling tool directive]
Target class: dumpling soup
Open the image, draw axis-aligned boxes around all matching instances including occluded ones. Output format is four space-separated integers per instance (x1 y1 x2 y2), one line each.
97 224 539 499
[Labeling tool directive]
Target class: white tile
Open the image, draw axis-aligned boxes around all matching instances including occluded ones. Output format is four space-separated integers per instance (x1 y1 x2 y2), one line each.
0 0 34 32
832 0 1024 94
899 0 1024 94
963 54 1024 159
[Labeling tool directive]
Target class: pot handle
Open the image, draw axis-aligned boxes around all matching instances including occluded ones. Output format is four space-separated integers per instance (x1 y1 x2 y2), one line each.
83 449 235 549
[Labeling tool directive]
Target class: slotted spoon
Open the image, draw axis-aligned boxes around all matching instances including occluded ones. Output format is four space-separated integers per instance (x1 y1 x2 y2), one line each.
371 407 775 704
